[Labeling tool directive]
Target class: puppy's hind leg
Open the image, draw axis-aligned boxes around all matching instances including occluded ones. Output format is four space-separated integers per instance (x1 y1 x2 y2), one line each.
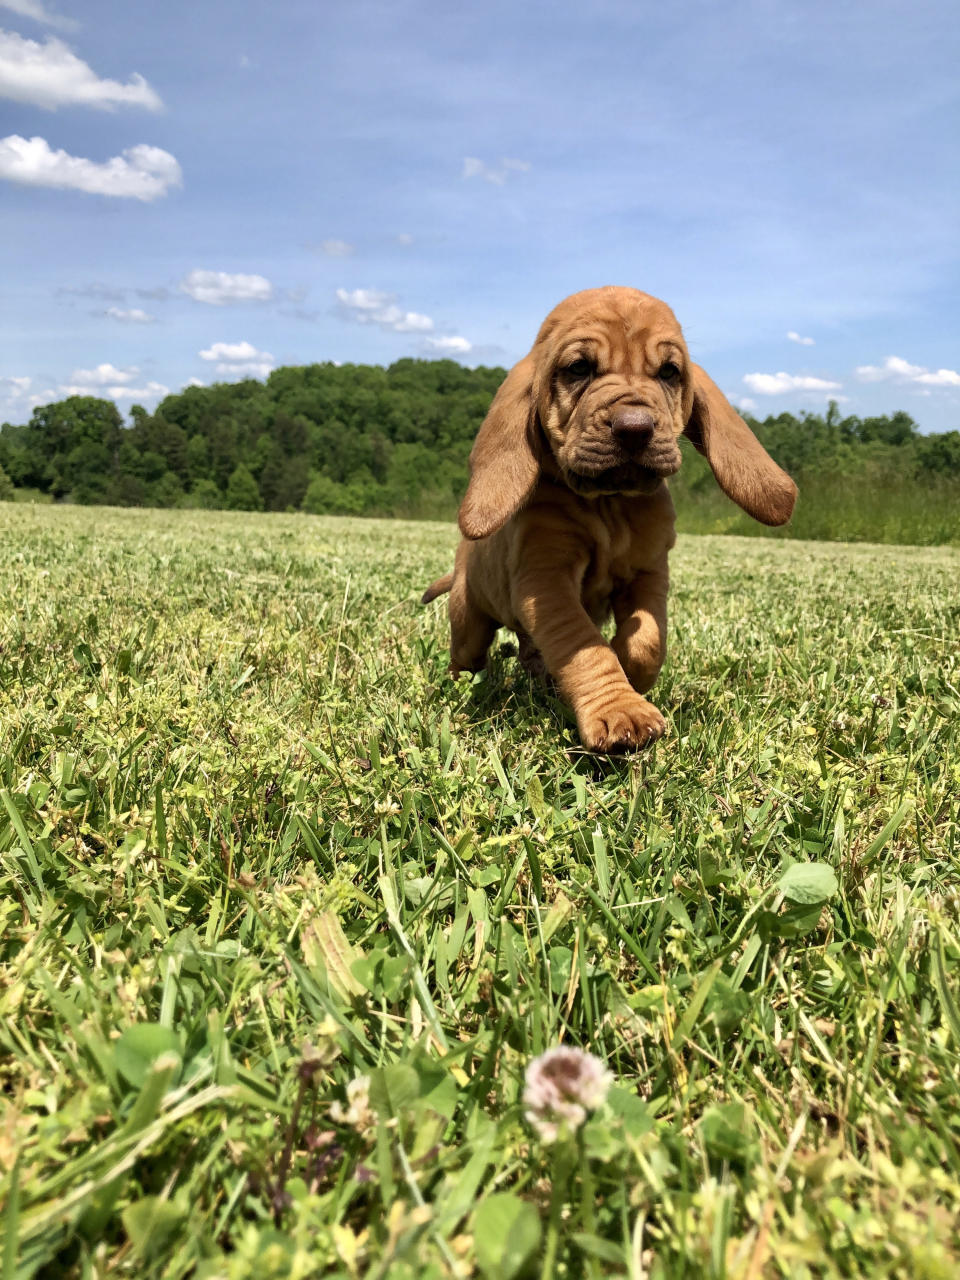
448 577 497 676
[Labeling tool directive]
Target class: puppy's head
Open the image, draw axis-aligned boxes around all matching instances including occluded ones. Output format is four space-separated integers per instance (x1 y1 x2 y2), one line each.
535 288 688 499
459 286 797 540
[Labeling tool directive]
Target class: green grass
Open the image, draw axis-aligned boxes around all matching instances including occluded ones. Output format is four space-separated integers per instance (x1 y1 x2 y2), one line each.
1 501 959 1279
670 448 960 547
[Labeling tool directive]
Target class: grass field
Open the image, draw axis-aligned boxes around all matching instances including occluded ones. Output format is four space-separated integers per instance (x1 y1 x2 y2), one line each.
669 448 960 548
1 502 959 1279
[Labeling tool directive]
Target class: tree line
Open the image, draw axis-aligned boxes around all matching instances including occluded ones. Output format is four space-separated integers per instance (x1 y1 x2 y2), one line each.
1 360 958 535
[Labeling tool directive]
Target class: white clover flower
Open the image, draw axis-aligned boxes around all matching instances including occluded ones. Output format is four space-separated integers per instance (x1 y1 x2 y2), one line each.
523 1047 613 1142
330 1074 375 1135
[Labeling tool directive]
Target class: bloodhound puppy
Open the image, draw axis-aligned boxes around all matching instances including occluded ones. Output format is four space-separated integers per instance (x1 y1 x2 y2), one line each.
422 287 797 753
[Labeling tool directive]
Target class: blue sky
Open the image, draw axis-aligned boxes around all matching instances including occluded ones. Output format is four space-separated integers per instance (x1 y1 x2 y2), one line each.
1 0 958 430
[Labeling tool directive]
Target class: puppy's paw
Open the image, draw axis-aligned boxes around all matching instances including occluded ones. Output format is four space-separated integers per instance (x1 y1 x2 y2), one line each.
449 656 486 678
578 694 667 754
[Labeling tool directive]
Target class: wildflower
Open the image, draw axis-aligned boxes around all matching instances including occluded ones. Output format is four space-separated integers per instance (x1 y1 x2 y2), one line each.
304 1127 343 1182
330 1074 376 1136
523 1046 612 1142
298 1019 342 1081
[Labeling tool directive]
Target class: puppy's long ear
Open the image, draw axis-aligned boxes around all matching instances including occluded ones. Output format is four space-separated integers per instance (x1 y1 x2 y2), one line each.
684 365 797 526
458 354 541 539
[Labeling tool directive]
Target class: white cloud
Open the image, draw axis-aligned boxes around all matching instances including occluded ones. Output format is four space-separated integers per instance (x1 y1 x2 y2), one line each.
199 340 266 362
0 30 161 111
0 2 77 31
59 366 171 402
319 238 353 258
854 355 960 387
199 340 274 380
58 376 168 401
870 355 924 380
104 305 154 324
66 362 138 386
336 287 388 314
0 135 181 199
336 287 433 333
107 381 168 401
855 355 923 382
395 232 413 246
1 373 33 418
733 395 757 412
786 330 815 346
742 371 842 395
215 361 273 378
425 335 472 354
180 269 274 306
462 156 531 185
187 377 205 387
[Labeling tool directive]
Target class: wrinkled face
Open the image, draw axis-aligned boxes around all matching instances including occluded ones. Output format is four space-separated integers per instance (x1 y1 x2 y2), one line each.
534 288 691 496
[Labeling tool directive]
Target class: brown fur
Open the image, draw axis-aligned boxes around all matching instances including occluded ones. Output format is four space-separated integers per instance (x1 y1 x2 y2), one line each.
423 287 797 753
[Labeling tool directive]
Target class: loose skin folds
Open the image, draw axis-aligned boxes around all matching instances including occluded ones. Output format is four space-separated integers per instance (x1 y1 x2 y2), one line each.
422 287 797 753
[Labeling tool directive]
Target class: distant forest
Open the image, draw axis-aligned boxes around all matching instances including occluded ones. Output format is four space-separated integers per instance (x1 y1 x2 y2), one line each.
1 360 958 543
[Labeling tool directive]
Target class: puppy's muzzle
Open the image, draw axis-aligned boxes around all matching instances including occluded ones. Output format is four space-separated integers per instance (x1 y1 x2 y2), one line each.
608 405 680 475
610 406 656 448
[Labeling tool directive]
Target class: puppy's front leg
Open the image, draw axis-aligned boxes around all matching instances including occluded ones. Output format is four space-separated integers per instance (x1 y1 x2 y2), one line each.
612 556 669 694
513 565 666 753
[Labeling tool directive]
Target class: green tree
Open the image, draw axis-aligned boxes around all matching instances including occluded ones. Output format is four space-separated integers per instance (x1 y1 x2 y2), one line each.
186 433 210 484
4 359 957 532
225 463 263 511
28 397 122 498
0 464 14 501
302 472 346 515
151 471 185 508
182 478 223 508
105 472 147 507
209 418 240 487
0 427 36 487
67 443 113 504
259 443 310 510
857 410 918 447
916 430 960 476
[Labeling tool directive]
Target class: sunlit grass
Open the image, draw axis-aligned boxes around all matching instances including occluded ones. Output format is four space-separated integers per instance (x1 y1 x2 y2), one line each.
671 446 960 546
1 502 959 1278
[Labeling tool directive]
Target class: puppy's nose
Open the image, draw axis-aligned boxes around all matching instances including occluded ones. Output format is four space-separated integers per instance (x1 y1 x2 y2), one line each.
610 406 656 445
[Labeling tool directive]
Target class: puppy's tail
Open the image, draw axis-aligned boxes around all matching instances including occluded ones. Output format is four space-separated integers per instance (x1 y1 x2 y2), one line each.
421 571 454 605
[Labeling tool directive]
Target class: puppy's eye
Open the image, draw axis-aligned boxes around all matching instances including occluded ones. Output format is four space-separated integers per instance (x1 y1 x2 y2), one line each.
562 358 593 380
658 361 681 383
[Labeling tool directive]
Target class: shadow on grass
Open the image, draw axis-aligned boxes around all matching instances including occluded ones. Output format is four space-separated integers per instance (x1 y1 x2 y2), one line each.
451 641 671 783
